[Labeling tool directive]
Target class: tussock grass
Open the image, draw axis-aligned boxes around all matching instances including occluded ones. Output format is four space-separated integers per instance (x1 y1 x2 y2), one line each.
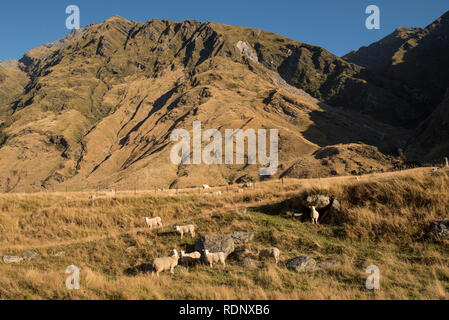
0 168 448 299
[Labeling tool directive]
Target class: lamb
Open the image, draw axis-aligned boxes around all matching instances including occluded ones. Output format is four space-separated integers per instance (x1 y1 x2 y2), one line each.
145 216 163 229
152 249 179 277
204 249 226 268
310 206 319 224
258 247 280 264
174 224 195 239
180 251 201 266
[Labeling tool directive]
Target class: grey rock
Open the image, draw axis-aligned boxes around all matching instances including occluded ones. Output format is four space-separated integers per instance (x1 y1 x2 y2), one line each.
23 251 39 262
229 232 255 244
285 256 317 272
429 220 449 239
3 256 23 264
304 195 330 209
195 235 235 258
240 257 265 269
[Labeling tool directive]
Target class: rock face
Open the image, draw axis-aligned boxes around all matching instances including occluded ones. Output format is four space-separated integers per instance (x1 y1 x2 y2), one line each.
195 235 235 257
285 256 316 272
236 41 259 64
229 232 255 244
23 251 39 262
428 220 449 239
3 256 23 264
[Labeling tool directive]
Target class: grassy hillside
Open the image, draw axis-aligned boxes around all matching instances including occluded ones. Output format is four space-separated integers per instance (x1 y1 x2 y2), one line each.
1 168 448 300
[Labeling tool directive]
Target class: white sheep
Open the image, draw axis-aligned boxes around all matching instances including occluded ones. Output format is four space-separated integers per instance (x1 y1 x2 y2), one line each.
180 251 201 266
213 191 222 196
243 182 253 188
204 249 226 268
152 249 179 277
145 216 163 229
258 247 280 264
203 185 211 190
311 206 319 224
106 189 116 197
174 224 195 239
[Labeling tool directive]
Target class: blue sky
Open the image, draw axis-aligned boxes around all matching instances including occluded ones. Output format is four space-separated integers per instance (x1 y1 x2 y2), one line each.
1 0 448 60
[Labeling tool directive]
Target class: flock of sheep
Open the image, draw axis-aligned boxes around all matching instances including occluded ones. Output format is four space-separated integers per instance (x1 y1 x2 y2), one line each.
144 206 317 276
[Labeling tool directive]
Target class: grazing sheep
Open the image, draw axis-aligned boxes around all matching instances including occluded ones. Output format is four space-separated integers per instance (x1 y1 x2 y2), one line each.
145 216 163 229
152 250 179 277
311 206 319 224
174 224 195 239
243 182 253 189
204 249 226 268
203 185 211 190
213 191 222 196
180 251 201 266
259 247 280 264
105 189 116 197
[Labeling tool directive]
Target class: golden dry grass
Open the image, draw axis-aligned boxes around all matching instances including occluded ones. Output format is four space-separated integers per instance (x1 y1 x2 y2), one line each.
0 167 448 300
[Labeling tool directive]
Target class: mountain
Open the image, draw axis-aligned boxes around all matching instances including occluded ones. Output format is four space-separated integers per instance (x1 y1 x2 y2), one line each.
406 89 449 162
344 10 449 128
0 60 28 113
0 16 411 192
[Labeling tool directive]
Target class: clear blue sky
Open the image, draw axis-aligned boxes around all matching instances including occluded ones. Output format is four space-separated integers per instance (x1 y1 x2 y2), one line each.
1 0 448 60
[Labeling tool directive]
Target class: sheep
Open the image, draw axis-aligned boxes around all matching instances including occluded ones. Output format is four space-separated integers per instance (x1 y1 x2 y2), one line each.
310 206 319 224
145 216 163 229
152 249 179 277
174 224 195 239
203 184 211 190
204 249 226 268
213 191 222 196
105 189 116 197
180 251 201 266
258 247 280 264
243 182 253 189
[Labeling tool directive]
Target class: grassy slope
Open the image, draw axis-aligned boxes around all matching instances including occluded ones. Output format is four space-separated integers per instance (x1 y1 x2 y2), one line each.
0 168 448 300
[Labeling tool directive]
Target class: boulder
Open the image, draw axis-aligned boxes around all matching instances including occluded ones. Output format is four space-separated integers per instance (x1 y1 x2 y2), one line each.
285 256 316 272
229 232 255 244
195 235 235 258
23 251 39 262
303 195 330 209
429 220 449 239
3 256 23 264
240 257 265 269
232 248 251 261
